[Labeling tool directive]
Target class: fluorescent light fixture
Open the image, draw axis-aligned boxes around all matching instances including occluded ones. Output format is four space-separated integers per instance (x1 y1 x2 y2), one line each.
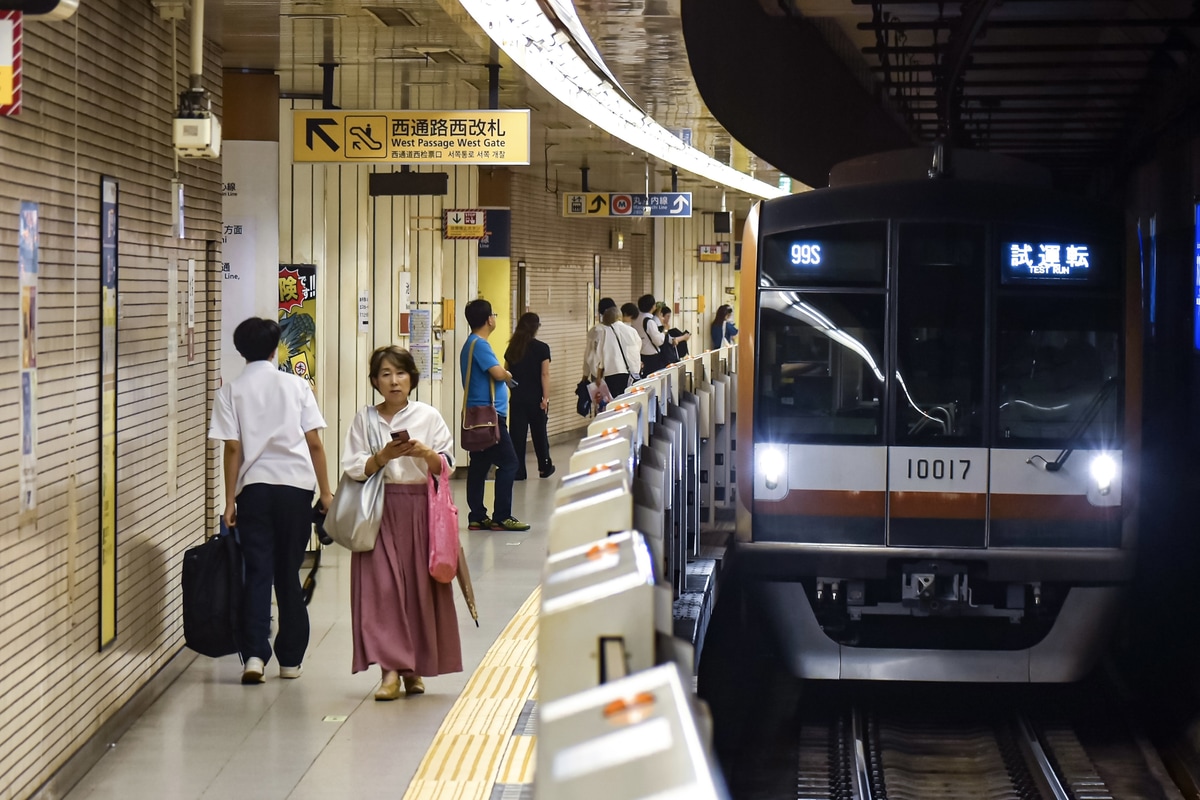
456 0 790 200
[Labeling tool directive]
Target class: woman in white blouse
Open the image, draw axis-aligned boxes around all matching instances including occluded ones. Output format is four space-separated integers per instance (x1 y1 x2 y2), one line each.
341 346 461 700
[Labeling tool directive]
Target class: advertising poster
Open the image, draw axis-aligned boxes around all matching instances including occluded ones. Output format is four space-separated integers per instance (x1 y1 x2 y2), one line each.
18 201 37 518
100 177 118 650
278 264 317 390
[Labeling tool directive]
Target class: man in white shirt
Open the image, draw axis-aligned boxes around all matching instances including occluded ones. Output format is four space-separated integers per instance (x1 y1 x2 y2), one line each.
582 297 616 381
208 317 335 685
635 293 671 375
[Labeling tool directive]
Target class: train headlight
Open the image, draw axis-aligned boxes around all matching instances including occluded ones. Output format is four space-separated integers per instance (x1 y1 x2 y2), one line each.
759 446 787 490
1090 453 1117 495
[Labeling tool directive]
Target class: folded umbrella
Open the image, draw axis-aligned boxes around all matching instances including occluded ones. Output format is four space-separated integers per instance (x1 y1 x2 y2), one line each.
456 546 479 627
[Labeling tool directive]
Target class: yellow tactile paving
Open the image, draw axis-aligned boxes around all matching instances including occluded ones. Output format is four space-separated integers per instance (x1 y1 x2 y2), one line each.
403 587 540 800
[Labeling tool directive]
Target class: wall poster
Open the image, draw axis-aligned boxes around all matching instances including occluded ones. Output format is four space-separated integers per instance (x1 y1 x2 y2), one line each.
18 201 37 519
100 176 118 650
278 264 317 390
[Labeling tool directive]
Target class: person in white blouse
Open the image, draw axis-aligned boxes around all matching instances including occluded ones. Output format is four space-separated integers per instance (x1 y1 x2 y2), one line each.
594 306 643 398
340 346 462 701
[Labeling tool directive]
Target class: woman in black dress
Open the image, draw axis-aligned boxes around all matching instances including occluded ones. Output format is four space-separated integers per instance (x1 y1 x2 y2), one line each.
504 312 555 480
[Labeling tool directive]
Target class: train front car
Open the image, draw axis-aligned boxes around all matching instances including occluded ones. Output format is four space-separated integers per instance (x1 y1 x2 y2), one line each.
733 160 1138 682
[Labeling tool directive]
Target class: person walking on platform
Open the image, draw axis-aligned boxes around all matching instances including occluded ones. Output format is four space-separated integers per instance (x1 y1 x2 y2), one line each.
505 312 555 480
711 304 738 350
460 299 531 532
208 317 335 685
582 297 617 383
341 345 462 701
595 305 643 398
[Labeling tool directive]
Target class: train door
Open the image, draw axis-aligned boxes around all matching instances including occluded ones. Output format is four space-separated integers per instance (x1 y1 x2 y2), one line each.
887 223 989 548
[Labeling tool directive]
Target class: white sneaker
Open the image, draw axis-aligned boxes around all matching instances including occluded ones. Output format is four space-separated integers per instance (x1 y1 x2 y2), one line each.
241 657 265 684
279 664 303 679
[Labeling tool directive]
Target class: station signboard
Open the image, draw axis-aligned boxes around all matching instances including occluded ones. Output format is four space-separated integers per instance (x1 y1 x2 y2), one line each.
292 110 530 165
562 192 692 218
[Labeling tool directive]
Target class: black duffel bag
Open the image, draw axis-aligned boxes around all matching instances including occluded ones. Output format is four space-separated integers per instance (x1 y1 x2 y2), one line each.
182 526 244 658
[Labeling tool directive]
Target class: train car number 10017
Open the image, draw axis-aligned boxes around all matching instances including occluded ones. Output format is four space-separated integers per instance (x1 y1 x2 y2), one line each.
906 458 971 480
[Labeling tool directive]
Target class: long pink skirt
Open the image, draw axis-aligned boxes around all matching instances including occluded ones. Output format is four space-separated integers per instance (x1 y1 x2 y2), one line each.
351 484 463 676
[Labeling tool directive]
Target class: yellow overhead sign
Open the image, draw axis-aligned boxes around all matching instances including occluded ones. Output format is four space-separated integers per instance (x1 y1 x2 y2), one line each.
292 110 531 165
562 192 612 217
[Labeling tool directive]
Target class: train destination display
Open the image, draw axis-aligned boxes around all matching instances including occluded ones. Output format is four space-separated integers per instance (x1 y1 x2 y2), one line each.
1003 240 1092 281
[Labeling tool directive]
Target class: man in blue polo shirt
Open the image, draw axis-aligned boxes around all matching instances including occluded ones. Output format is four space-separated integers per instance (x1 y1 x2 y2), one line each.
460 299 531 532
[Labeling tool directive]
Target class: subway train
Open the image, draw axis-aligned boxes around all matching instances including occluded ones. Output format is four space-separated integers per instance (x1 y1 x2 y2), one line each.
731 149 1139 682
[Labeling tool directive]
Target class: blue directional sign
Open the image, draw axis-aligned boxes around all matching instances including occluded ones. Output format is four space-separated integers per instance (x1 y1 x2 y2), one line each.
630 192 692 218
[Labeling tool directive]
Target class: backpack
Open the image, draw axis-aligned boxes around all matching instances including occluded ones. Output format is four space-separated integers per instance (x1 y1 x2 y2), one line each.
182 527 244 657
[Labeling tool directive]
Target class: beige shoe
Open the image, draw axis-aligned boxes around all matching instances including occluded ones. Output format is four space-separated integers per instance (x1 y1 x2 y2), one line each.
403 675 425 695
374 681 401 701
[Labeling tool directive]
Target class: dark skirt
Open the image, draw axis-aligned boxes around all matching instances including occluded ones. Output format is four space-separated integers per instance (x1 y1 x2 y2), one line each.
351 484 463 676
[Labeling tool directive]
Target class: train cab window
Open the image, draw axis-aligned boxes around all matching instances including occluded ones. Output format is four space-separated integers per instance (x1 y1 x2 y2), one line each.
895 223 986 444
756 292 885 442
996 296 1122 444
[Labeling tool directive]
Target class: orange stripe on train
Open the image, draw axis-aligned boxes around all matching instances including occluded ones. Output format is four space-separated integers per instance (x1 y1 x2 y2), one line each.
755 489 885 517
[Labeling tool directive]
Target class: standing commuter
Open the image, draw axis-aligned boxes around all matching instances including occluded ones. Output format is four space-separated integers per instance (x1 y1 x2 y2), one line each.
208 317 335 684
711 304 739 350
505 312 555 480
636 294 683 375
594 305 643 398
582 297 617 383
341 346 461 700
660 305 691 359
621 302 645 378
460 299 531 531
634 294 667 375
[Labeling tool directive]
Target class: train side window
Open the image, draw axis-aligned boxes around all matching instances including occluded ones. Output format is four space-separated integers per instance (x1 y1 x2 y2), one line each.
995 296 1122 445
895 223 986 444
756 292 885 443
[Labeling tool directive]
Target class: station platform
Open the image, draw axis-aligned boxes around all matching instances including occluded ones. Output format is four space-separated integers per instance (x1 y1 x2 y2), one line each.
63 441 575 800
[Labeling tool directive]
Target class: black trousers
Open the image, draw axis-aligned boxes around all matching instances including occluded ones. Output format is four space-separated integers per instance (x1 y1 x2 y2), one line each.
508 399 552 478
236 483 313 667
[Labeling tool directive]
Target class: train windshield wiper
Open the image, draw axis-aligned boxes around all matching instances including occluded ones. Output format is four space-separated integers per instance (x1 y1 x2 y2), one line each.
1029 377 1119 472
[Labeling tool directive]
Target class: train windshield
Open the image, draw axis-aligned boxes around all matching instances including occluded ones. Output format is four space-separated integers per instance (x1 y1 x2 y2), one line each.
895 223 986 444
996 296 1122 444
756 292 886 442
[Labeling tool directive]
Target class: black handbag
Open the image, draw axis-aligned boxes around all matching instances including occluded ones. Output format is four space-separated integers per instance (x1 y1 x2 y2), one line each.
461 337 501 451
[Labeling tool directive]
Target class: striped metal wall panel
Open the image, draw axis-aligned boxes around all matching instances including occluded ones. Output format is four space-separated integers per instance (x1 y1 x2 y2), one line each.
0 3 222 797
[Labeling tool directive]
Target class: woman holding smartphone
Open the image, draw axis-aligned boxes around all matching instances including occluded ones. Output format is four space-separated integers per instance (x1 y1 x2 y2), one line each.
340 345 461 700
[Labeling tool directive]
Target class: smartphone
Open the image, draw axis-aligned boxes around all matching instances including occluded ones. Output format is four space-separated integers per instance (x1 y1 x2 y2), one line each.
391 429 410 443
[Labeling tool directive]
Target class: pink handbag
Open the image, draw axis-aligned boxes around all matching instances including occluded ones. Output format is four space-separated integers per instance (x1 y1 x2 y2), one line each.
427 454 460 583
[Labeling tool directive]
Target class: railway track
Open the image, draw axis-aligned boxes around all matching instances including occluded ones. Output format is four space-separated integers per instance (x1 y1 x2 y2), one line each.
729 682 1195 800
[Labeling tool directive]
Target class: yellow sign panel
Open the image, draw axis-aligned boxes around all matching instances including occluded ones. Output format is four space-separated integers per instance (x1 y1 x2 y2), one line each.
698 245 723 262
444 209 486 239
562 193 611 217
292 110 531 165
